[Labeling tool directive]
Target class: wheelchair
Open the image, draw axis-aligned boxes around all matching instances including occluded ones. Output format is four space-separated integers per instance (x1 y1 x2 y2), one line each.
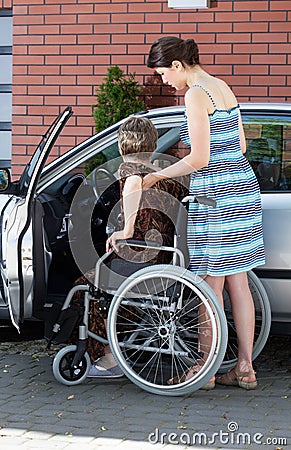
47 194 270 396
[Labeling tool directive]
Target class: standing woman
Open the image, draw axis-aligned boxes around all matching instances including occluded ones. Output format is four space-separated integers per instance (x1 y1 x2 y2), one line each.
144 36 265 389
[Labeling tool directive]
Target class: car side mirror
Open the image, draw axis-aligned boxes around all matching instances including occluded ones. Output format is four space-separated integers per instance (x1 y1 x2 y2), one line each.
0 168 11 191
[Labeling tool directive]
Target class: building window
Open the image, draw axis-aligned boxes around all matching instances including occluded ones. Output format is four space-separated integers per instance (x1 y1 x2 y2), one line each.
168 0 210 9
0 9 12 167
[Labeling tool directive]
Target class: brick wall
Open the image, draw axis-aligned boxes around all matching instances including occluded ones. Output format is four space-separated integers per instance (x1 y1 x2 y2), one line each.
7 0 291 174
0 0 12 8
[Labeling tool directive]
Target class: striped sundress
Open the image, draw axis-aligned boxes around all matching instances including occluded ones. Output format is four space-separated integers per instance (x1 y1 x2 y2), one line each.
180 84 265 276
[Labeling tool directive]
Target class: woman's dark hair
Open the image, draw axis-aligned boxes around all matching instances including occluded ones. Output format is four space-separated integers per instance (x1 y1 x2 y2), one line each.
147 36 200 68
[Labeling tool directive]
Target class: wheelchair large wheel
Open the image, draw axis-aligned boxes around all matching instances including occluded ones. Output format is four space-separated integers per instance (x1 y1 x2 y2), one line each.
107 265 228 396
52 345 91 386
221 270 271 372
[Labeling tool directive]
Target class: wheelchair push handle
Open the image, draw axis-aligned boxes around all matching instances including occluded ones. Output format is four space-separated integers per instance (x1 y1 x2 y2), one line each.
182 195 217 208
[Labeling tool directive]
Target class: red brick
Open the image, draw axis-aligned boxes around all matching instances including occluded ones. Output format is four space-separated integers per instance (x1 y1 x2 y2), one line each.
61 45 93 55
29 45 60 55
112 13 145 23
270 22 291 32
44 0 76 3
235 86 268 96
128 23 162 33
13 45 28 55
44 95 77 105
14 25 28 35
234 1 269 10
13 75 44 84
270 87 290 97
270 65 291 75
78 35 110 44
94 2 126 13
251 11 287 21
28 25 60 34
251 54 287 64
93 23 127 33
252 33 288 43
198 23 232 33
200 43 232 54
78 13 110 24
111 54 144 65
29 4 60 14
46 34 76 44
234 65 269 75
63 4 93 13
112 34 145 44
269 43 291 54
270 1 291 10
29 65 60 75
180 12 214 22
146 13 178 23
216 33 251 43
13 115 43 125
129 3 161 12
13 66 28 75
13 0 43 4
214 11 250 22
215 54 250 64
61 65 93 75
14 35 44 45
61 85 93 95
78 55 110 65
45 75 76 85
13 85 27 95
28 85 59 95
61 24 93 34
45 14 77 24
28 105 59 116
233 43 268 54
14 94 44 105
214 1 233 11
76 75 97 86
251 75 286 86
45 55 77 65
13 5 28 14
93 44 126 54
233 22 268 32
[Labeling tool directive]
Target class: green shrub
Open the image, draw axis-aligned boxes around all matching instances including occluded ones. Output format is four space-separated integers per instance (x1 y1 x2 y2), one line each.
92 65 145 133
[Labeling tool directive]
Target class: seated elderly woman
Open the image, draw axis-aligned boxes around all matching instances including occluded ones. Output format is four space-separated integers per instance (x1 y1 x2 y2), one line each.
71 116 189 378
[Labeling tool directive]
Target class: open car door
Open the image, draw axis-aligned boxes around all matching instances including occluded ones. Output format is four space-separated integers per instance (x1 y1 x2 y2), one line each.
3 107 73 330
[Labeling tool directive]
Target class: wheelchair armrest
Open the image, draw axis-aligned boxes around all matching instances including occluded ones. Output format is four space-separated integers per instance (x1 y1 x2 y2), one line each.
116 239 162 249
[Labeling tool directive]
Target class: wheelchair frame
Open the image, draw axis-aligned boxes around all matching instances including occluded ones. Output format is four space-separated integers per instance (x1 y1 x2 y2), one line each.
49 195 270 396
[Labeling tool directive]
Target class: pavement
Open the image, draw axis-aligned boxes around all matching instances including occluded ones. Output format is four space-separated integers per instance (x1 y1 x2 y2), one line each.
0 328 290 450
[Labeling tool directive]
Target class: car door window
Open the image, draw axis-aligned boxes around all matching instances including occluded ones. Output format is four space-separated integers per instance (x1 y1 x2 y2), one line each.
243 114 291 191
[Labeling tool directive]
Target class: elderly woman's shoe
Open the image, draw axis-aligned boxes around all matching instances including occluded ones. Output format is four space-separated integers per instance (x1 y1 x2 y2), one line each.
168 364 215 390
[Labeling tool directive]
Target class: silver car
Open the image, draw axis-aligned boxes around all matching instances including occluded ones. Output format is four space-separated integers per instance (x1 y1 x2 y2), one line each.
0 103 290 339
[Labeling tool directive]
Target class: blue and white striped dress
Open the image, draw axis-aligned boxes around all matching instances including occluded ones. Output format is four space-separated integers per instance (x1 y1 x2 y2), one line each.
181 84 265 276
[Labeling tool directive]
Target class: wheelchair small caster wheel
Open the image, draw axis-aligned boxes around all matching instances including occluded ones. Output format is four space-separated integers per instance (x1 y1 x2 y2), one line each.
52 345 91 386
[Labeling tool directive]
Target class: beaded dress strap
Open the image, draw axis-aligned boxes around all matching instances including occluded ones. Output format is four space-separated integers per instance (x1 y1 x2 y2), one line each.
192 84 217 109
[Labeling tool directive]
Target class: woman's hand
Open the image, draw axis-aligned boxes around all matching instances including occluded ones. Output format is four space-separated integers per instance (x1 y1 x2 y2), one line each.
143 173 160 190
106 230 129 253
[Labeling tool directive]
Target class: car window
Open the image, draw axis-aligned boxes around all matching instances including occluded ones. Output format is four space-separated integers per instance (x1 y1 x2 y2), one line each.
243 114 291 192
84 142 120 176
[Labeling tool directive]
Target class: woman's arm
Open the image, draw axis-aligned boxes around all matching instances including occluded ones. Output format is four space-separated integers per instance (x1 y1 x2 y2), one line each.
238 112 247 154
143 89 210 189
106 175 142 252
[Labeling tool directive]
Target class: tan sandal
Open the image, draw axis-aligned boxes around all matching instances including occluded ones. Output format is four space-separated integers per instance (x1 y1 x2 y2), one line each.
216 368 257 390
168 362 215 390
